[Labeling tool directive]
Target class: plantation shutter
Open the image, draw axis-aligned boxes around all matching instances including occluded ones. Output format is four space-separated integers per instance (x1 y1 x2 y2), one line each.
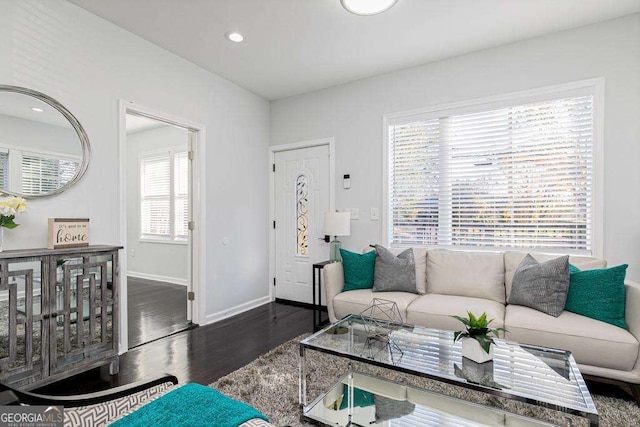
388 94 594 253
141 153 171 237
174 151 189 239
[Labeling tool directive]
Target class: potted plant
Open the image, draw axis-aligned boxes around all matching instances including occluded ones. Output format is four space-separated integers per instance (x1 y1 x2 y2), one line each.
452 312 506 363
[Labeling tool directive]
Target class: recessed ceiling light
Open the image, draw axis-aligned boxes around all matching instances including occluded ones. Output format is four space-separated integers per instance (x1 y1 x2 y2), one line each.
225 31 244 43
341 0 398 15
31 107 44 112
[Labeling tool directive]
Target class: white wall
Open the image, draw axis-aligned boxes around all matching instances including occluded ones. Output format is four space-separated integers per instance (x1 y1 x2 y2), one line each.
126 125 189 285
271 14 640 281
0 0 271 319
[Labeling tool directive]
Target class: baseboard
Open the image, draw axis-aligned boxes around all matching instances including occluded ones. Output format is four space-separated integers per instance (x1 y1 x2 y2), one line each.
275 298 326 311
205 295 271 325
127 271 187 287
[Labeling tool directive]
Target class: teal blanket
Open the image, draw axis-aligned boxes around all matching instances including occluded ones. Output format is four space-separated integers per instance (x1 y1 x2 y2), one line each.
108 383 268 427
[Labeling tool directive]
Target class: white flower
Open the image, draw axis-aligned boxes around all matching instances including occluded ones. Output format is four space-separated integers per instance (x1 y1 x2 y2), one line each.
0 196 27 216
12 197 27 213
0 202 14 216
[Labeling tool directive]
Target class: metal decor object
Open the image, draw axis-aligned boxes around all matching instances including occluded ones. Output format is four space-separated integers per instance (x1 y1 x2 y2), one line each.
359 298 404 360
0 85 91 198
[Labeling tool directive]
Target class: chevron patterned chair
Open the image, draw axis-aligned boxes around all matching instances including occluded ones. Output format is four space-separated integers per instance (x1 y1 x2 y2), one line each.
0 374 273 427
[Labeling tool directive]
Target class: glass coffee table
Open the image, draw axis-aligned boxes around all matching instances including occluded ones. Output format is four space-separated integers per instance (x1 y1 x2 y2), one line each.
299 314 599 426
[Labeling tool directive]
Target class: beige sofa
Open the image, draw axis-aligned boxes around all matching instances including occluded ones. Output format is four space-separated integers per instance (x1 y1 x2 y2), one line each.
324 248 640 389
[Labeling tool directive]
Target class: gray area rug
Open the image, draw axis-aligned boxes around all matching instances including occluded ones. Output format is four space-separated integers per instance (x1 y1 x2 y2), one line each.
211 335 640 427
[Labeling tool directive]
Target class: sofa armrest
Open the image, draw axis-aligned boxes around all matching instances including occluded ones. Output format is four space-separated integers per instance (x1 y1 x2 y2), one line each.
324 262 344 323
625 281 640 342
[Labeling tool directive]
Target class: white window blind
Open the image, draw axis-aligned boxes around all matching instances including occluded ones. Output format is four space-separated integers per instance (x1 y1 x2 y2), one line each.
388 94 594 253
21 152 78 195
140 149 189 242
0 151 8 190
141 153 171 237
174 151 189 240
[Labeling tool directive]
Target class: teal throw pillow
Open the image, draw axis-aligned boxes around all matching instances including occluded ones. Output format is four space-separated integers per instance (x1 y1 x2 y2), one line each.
338 385 375 410
340 248 375 292
565 264 628 329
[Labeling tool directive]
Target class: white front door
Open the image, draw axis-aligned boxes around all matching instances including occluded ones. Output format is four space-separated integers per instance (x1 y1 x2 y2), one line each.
274 144 330 303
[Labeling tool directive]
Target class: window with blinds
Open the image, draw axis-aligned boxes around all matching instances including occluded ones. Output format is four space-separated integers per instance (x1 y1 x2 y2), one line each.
0 151 8 191
21 152 78 196
388 92 595 253
140 149 189 242
174 151 189 239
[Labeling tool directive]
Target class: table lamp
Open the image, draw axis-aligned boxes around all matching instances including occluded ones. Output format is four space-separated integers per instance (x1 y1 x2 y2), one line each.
324 212 351 262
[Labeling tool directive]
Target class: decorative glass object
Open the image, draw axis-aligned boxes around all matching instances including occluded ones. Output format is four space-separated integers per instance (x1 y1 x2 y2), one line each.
0 196 28 252
328 239 342 263
295 175 308 256
323 212 350 262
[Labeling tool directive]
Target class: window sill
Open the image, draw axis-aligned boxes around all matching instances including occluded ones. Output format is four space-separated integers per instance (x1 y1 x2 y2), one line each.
139 238 188 246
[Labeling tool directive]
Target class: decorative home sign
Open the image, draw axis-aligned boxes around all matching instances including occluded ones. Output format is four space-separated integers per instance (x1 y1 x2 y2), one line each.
48 218 89 249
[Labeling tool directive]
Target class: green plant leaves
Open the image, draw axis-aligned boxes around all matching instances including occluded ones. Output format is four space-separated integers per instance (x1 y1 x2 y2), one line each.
475 335 495 354
452 311 509 352
0 214 18 229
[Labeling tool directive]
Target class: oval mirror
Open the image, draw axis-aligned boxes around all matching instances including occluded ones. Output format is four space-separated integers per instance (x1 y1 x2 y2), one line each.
0 85 90 198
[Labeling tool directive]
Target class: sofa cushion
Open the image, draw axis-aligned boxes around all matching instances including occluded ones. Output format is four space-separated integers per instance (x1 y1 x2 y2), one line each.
333 289 420 322
505 305 639 371
406 294 505 332
508 255 570 317
504 251 606 300
341 249 376 291
366 247 428 294
565 264 628 329
426 250 505 304
373 245 417 294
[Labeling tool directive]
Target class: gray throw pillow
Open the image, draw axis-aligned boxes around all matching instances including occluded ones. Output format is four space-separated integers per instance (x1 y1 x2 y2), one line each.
508 254 570 317
372 245 417 293
375 395 416 421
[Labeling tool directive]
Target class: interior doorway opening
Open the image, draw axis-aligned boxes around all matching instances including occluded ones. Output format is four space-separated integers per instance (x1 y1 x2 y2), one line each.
124 113 194 348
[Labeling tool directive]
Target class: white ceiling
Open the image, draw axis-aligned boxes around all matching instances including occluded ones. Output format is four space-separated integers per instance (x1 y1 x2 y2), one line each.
0 92 72 128
69 0 640 100
125 114 166 135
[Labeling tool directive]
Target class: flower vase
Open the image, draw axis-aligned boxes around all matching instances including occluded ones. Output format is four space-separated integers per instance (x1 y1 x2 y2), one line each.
462 337 494 363
0 227 4 252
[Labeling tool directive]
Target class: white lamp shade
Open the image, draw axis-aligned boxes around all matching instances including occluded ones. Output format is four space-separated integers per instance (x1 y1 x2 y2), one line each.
324 212 351 236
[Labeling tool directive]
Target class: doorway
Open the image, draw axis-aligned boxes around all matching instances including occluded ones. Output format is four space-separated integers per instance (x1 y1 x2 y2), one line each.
123 112 194 348
272 139 334 304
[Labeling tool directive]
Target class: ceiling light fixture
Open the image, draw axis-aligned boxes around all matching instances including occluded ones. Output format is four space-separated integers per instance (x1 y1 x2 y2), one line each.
225 31 244 43
31 107 44 112
341 0 398 15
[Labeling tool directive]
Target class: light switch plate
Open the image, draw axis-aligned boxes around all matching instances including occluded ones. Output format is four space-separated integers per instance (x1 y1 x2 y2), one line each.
349 208 359 220
370 208 379 221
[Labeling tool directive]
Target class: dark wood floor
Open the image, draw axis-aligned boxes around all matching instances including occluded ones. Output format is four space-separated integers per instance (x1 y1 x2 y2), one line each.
127 277 190 348
38 302 314 395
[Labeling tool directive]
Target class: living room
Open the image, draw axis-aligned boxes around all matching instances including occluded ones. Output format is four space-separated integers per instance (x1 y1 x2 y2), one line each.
0 0 639 426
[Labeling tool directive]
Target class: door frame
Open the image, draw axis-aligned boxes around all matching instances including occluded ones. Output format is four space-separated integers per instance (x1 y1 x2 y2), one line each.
118 99 207 354
268 137 335 302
